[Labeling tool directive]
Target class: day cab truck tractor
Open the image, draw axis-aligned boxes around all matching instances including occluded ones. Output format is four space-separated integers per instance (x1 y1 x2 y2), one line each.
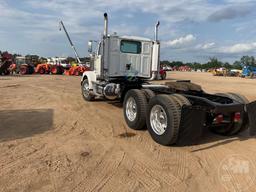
81 13 256 146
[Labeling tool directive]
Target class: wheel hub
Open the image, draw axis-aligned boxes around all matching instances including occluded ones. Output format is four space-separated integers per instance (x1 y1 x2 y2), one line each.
82 81 90 97
150 105 167 135
126 97 137 122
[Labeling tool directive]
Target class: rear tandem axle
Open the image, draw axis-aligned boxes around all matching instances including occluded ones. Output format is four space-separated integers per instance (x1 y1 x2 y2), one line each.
81 80 256 146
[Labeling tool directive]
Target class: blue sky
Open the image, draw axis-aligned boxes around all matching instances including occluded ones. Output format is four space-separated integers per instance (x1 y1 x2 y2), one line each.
1 0 256 63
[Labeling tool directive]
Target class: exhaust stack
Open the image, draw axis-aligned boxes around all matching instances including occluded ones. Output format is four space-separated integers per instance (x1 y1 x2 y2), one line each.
151 21 161 80
104 13 108 37
155 21 160 41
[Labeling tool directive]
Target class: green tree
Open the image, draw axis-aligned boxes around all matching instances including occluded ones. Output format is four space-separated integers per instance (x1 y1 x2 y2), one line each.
233 61 242 70
240 56 255 66
223 62 231 69
204 57 222 69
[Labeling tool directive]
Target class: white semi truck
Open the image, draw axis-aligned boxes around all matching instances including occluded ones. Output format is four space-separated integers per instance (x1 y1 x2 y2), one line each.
81 13 256 146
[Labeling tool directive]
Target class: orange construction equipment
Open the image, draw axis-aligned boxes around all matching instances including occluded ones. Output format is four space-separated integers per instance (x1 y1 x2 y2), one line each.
34 64 64 75
35 64 51 74
50 65 64 75
8 63 17 74
64 65 90 76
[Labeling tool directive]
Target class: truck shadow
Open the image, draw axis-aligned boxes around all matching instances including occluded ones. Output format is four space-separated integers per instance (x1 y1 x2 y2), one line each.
106 100 123 108
189 129 255 152
92 99 123 106
0 109 53 143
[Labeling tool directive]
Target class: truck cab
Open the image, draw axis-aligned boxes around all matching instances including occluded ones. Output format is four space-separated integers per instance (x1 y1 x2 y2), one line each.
91 35 157 79
81 13 161 101
86 13 160 82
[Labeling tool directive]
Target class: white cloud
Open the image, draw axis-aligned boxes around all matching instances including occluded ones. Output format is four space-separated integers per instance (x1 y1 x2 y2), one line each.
219 42 256 53
164 34 196 48
195 42 216 50
194 42 256 54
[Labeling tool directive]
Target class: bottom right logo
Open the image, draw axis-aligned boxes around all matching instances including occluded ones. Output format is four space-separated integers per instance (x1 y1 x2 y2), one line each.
218 154 255 191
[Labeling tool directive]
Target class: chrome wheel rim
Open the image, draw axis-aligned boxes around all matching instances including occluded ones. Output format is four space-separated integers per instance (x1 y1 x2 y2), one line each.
82 81 90 98
126 97 137 122
150 105 167 135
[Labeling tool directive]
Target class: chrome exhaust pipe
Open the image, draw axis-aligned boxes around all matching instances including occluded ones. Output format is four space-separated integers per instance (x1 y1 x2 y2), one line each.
104 13 108 37
149 71 157 80
155 21 160 41
150 21 161 80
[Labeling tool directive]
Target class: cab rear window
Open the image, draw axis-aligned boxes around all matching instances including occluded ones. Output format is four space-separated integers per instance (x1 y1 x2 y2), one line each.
120 40 141 54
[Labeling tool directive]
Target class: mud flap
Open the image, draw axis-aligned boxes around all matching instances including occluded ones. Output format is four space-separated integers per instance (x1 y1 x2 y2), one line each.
176 106 206 146
247 101 256 136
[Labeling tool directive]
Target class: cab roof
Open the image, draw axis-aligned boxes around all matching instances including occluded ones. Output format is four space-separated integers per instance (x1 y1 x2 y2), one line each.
116 35 152 42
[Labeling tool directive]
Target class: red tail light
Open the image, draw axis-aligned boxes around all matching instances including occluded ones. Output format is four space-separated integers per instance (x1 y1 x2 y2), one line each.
216 114 224 124
234 112 241 122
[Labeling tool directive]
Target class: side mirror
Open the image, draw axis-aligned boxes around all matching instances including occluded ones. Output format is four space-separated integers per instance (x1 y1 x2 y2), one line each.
88 41 93 53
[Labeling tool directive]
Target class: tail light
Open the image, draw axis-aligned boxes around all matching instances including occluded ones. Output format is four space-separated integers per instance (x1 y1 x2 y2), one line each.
234 112 241 122
216 114 224 124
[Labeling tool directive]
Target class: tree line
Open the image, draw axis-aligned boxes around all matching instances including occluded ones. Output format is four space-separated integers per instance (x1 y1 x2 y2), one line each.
161 56 256 70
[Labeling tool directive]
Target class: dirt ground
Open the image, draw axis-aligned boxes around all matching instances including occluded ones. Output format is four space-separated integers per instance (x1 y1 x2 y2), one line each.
0 72 255 192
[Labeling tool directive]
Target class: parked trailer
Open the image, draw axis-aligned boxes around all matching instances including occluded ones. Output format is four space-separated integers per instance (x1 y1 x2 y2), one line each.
81 13 256 146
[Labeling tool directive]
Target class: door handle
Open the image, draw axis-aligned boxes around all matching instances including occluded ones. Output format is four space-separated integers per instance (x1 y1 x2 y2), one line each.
126 63 131 70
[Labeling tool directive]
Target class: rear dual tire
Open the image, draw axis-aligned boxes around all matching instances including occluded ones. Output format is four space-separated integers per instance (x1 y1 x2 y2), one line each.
123 90 190 145
146 94 190 145
146 95 180 145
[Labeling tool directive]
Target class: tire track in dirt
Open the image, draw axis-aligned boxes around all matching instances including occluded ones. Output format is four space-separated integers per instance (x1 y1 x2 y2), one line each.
0 143 54 191
118 126 204 190
0 142 46 175
189 141 256 192
70 149 125 192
